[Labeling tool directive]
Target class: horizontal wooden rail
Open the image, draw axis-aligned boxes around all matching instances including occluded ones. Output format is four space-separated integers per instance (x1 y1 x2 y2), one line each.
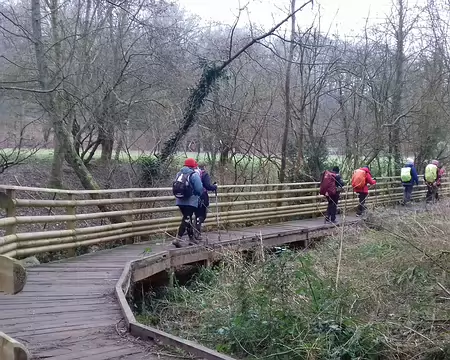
0 182 317 195
0 176 412 195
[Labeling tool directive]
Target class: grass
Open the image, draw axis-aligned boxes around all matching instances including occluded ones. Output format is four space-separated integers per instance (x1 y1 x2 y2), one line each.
10 148 274 167
135 203 450 359
5 146 402 182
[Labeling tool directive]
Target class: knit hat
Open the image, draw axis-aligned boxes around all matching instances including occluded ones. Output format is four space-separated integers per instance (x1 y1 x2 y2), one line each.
184 158 198 168
406 158 414 165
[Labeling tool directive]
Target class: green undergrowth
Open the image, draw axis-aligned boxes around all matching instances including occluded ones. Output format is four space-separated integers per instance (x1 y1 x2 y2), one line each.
136 205 450 360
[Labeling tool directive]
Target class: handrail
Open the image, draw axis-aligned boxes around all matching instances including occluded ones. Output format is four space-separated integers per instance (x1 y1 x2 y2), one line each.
0 176 411 195
0 177 446 259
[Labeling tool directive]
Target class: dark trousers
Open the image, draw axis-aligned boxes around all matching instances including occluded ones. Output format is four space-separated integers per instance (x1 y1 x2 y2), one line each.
403 185 413 204
356 192 368 215
177 205 196 238
194 204 208 233
326 194 339 221
426 183 438 203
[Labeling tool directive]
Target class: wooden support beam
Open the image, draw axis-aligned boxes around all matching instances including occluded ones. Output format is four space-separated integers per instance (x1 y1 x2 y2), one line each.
0 331 30 360
0 255 27 295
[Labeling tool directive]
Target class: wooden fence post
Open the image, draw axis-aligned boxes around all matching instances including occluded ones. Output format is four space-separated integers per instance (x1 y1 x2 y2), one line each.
125 191 134 244
5 189 16 238
66 193 76 258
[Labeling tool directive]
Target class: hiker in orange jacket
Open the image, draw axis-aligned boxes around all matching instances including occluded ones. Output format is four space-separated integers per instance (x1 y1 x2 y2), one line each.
352 166 377 216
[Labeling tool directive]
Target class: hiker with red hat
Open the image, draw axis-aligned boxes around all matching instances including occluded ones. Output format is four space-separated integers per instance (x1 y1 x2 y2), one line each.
172 158 204 247
351 166 377 216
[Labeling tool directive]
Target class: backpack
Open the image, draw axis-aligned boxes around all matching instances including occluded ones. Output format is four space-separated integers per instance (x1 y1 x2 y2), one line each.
400 167 412 182
351 169 366 191
319 170 337 197
424 164 438 183
172 172 193 199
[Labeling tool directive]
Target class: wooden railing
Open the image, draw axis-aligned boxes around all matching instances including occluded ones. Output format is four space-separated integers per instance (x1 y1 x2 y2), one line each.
0 176 447 259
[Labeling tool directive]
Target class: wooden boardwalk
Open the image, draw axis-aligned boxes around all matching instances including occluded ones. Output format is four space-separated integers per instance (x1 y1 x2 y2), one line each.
0 217 357 359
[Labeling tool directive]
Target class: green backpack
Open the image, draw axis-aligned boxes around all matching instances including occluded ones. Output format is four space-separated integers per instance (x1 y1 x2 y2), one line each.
400 167 412 182
424 164 438 183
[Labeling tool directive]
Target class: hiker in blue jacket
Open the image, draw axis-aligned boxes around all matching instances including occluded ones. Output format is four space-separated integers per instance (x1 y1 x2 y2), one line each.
172 158 204 247
400 158 419 205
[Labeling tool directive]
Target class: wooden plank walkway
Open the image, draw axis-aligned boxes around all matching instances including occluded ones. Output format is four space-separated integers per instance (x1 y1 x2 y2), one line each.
0 217 357 359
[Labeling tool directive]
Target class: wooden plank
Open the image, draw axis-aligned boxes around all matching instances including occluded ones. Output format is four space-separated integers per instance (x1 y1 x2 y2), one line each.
0 304 120 318
13 327 108 344
5 321 117 337
0 301 114 310
130 322 236 360
2 314 121 332
43 345 143 360
0 310 121 325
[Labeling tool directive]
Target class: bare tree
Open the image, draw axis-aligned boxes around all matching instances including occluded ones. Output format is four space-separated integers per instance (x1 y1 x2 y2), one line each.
279 0 298 183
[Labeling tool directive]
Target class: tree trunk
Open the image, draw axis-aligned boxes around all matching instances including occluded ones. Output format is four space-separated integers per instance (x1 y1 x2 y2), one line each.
48 0 64 188
219 146 230 167
279 0 296 183
31 0 125 223
49 136 64 188
158 65 222 165
390 0 405 175
100 122 114 163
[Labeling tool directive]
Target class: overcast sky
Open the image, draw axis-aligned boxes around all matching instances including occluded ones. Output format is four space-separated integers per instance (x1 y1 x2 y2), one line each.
177 0 419 35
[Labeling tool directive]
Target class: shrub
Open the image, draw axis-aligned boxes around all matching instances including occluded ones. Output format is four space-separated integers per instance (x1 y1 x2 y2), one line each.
138 251 384 359
136 155 161 186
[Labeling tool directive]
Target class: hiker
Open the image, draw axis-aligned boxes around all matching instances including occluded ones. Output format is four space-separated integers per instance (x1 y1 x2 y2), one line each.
194 163 218 240
319 166 345 224
351 166 377 216
424 159 441 203
436 163 445 201
400 158 419 205
172 158 204 247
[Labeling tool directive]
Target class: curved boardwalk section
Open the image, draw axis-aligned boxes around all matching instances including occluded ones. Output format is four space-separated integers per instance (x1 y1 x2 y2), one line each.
0 243 170 359
0 217 356 359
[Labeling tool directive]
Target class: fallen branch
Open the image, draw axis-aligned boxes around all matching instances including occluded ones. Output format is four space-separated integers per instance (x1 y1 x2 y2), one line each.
437 282 450 297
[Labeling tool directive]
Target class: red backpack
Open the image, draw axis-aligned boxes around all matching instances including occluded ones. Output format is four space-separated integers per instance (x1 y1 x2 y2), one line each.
319 170 337 197
351 169 366 191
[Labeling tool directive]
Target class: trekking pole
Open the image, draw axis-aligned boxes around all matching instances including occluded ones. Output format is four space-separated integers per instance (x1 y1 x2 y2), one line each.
374 183 378 207
214 189 220 242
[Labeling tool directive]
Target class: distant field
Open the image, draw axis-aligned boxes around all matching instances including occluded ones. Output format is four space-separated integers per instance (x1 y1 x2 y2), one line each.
1 148 273 163
0 148 210 162
1 147 402 177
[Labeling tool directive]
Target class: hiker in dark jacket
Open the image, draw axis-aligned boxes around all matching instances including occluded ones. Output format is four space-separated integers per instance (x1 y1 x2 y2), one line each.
401 158 419 205
173 158 203 248
194 163 218 240
325 166 345 224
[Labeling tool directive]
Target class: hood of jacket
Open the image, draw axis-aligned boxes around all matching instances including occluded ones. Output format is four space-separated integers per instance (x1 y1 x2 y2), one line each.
179 166 195 175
